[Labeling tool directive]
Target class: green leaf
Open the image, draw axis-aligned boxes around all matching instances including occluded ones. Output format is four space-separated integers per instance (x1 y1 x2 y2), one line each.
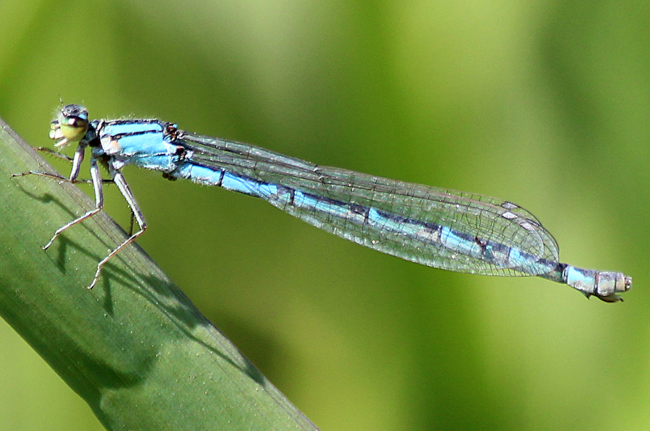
0 117 318 430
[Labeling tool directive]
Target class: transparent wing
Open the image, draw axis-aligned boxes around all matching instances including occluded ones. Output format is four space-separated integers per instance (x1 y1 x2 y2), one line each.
181 132 560 276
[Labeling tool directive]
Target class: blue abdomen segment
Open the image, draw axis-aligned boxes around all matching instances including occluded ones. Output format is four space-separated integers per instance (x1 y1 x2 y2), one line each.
539 264 630 302
174 163 272 197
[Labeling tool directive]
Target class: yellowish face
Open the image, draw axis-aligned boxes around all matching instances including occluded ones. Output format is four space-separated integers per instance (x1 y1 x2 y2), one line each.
49 104 90 148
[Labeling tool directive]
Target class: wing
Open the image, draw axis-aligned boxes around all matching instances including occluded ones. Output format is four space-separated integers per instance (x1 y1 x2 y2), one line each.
179 132 560 276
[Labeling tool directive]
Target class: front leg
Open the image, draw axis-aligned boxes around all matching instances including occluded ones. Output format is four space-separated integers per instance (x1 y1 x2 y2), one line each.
34 146 74 162
42 156 105 250
12 142 113 185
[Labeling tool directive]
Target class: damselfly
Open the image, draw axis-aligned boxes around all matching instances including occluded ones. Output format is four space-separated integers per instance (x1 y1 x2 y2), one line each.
17 104 632 301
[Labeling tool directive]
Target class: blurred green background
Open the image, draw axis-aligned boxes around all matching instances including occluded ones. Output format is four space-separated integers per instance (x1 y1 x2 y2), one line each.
0 0 646 429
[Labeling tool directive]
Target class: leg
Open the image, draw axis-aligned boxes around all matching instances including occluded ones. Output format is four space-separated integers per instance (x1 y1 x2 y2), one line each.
43 156 105 250
12 140 86 183
12 170 100 185
12 170 114 185
34 146 74 162
12 142 114 185
88 168 147 289
12 170 68 181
